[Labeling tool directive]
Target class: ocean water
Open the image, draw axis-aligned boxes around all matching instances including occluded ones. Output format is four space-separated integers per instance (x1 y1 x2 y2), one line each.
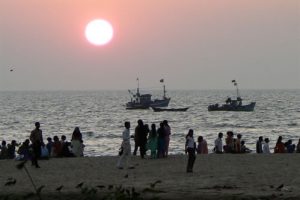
0 90 299 156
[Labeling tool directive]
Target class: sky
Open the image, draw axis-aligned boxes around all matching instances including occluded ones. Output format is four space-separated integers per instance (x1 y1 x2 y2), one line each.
0 0 299 91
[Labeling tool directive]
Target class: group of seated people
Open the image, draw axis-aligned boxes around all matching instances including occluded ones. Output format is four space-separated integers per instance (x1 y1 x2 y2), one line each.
0 127 85 160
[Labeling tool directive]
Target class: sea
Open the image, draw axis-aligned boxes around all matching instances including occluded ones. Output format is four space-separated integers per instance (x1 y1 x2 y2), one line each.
0 90 299 156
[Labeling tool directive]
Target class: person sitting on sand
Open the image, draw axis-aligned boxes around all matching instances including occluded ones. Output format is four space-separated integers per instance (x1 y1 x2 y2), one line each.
60 135 74 157
274 136 285 153
256 136 263 154
0 140 8 159
285 140 295 153
297 139 300 153
46 137 53 155
240 141 251 153
185 129 196 173
262 138 271 154
196 136 208 154
147 123 158 159
7 140 17 159
17 139 31 160
51 136 62 157
214 132 223 154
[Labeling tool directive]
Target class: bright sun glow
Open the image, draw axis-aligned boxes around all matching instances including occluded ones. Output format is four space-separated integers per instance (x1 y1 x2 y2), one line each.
85 19 113 46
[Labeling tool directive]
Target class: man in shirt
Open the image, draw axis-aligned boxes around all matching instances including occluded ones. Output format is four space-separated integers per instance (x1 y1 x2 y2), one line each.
117 121 134 169
214 132 223 154
30 122 43 168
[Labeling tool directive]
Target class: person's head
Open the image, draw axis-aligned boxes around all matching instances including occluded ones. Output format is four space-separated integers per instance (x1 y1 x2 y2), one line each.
241 140 245 146
24 139 30 146
288 139 292 145
61 135 66 141
259 136 263 141
277 136 282 143
73 127 80 133
124 121 130 129
160 122 164 128
198 136 203 143
237 134 242 139
151 123 156 130
163 120 168 126
218 132 223 138
53 136 59 142
264 138 269 143
1 140 6 146
47 137 52 142
35 122 40 129
227 131 234 137
137 119 143 126
187 129 193 138
11 140 17 146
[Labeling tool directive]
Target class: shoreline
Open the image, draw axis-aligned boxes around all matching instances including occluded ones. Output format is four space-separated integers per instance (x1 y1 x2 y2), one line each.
1 154 300 199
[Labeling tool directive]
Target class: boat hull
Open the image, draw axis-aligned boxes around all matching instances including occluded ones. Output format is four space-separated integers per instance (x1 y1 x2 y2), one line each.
126 98 170 110
151 107 189 112
208 102 256 112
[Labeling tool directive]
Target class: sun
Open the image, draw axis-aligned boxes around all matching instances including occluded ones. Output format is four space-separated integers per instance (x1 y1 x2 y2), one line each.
85 19 114 46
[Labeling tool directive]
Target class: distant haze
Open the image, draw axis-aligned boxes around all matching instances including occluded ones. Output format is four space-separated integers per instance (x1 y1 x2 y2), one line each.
0 0 299 91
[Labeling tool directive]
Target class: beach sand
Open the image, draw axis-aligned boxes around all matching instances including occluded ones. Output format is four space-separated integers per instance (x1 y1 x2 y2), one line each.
0 154 299 199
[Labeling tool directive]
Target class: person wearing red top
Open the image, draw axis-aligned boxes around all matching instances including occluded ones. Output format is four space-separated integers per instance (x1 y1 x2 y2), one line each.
274 136 285 153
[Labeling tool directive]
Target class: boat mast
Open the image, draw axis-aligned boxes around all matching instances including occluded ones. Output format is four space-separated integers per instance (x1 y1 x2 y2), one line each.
232 80 240 98
160 79 166 98
136 78 140 96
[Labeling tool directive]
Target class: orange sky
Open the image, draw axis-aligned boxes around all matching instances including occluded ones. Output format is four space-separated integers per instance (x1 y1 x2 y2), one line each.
0 0 299 90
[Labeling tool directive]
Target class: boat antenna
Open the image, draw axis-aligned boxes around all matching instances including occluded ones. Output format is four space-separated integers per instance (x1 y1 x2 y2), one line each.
160 78 166 98
232 80 240 98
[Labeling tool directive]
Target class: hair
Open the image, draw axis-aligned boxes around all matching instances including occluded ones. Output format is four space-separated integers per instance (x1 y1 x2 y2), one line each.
198 136 203 143
53 136 59 142
137 119 143 126
35 122 40 127
124 121 130 128
186 129 193 139
276 136 282 144
237 134 242 139
264 138 269 143
218 132 223 138
61 135 66 140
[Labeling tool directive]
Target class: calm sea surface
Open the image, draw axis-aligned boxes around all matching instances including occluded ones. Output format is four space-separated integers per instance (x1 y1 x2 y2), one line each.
0 90 299 156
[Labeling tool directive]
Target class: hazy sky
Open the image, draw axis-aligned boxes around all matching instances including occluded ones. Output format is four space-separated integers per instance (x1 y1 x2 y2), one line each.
0 0 299 90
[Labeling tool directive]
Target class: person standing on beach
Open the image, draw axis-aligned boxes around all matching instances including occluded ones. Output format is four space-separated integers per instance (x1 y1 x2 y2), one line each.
147 123 158 159
133 119 148 158
262 138 271 154
163 120 171 157
157 122 165 158
256 136 263 154
297 139 300 153
185 129 196 173
274 136 285 153
117 121 133 169
30 122 44 168
214 132 223 154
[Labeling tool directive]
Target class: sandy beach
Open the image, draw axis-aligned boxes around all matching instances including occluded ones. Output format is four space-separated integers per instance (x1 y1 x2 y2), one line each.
0 154 299 199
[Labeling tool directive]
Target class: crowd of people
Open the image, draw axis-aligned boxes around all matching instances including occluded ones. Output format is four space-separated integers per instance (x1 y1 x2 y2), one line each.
1 120 299 172
0 122 85 168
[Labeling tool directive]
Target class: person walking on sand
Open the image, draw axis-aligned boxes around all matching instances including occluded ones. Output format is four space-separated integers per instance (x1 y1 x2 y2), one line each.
30 122 44 168
262 138 271 154
117 121 134 169
256 136 263 154
185 129 196 173
214 132 223 154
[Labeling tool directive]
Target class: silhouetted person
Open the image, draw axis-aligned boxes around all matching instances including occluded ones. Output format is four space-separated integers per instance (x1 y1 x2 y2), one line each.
197 136 208 154
7 140 17 159
61 135 73 157
214 132 223 154
46 137 53 155
17 139 31 160
51 136 62 157
0 140 8 159
274 136 285 153
133 119 148 158
72 127 82 141
185 129 196 173
30 122 43 168
262 138 270 154
117 121 133 169
163 120 171 157
157 122 165 158
256 136 263 154
285 140 295 153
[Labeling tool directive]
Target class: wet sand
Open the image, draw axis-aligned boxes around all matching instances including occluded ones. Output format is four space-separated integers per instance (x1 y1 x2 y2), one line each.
0 154 299 199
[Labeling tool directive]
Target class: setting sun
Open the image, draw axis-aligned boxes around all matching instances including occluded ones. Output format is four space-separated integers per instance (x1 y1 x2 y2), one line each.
85 19 113 46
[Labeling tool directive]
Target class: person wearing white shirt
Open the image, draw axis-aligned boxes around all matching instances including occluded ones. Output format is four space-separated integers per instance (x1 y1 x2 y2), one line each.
263 138 271 154
117 122 133 169
185 129 196 173
214 132 223 154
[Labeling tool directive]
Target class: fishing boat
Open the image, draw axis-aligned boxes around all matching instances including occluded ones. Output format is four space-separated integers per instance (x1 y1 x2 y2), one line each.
151 107 189 112
126 78 171 109
208 80 256 112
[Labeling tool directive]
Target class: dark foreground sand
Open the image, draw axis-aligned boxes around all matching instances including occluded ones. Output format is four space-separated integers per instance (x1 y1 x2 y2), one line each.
0 154 299 200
